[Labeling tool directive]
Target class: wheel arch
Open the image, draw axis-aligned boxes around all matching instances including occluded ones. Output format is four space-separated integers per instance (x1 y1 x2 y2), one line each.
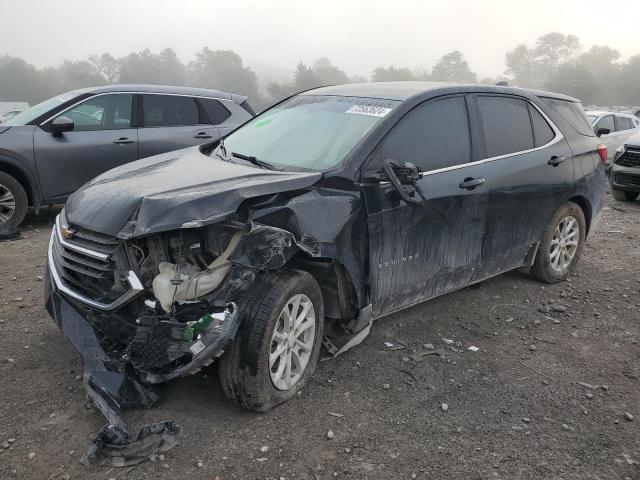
0 157 39 209
566 195 592 235
287 254 360 324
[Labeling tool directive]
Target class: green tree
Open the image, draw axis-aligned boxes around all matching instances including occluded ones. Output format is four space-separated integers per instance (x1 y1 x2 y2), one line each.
578 46 621 105
119 48 186 85
88 53 120 83
505 44 540 87
506 33 582 88
189 48 259 100
293 62 321 91
430 51 477 82
546 62 597 103
616 55 640 105
534 33 581 75
0 56 49 103
312 57 349 85
265 81 295 102
371 66 415 82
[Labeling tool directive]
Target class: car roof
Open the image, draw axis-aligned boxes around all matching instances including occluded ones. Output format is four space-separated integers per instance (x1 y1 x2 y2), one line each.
302 81 580 103
64 84 248 103
585 110 636 118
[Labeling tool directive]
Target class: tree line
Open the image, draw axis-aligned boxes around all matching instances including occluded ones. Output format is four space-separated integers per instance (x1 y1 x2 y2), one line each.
0 32 638 111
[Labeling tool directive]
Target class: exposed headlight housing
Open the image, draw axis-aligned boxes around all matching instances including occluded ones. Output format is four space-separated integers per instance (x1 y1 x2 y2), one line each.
613 144 625 164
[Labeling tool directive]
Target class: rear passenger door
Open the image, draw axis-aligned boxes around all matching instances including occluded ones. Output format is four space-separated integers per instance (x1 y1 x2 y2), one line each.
363 95 489 317
471 94 573 280
137 94 221 158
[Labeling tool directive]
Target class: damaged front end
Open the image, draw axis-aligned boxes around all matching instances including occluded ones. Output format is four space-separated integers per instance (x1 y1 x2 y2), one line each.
45 212 297 465
45 210 306 465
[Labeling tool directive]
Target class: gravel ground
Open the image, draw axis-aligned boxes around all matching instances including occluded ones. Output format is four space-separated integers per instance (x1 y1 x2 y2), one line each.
0 192 639 480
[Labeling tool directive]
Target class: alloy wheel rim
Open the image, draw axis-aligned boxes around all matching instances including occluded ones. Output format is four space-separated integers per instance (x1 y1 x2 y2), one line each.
0 184 16 224
550 215 579 273
269 293 316 391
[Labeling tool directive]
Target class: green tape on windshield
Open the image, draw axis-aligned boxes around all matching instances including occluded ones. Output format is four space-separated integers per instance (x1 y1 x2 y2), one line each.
255 118 272 128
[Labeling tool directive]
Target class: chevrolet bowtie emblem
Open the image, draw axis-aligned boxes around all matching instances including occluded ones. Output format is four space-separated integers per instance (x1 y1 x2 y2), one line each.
60 224 74 240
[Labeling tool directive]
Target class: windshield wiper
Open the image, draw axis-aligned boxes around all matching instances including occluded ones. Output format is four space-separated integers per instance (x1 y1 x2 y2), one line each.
231 152 281 171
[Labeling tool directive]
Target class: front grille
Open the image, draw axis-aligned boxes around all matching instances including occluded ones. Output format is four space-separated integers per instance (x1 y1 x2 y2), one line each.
51 218 133 305
616 148 640 167
615 173 640 186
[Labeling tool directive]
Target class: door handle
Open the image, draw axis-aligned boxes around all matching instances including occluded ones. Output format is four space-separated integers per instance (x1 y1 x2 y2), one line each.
113 137 134 145
548 155 567 167
193 132 213 139
459 177 485 190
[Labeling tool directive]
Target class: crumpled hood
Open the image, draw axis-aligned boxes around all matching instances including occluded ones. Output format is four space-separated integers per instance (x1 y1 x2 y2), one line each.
65 147 322 238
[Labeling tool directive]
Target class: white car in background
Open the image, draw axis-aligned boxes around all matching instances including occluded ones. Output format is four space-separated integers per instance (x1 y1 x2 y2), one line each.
585 111 640 168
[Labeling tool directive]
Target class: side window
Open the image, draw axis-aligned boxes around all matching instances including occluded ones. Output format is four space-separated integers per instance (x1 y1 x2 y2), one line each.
57 94 133 132
142 95 200 127
615 116 633 131
529 104 555 147
381 96 471 171
596 115 614 133
200 98 231 125
478 96 533 157
540 97 595 137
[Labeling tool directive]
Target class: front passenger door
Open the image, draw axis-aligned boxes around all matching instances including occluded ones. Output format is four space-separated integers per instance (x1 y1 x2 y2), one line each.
33 93 138 201
363 95 488 318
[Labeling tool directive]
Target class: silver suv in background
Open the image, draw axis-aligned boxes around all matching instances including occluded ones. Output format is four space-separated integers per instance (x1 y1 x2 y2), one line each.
609 132 640 202
0 85 255 233
585 110 640 168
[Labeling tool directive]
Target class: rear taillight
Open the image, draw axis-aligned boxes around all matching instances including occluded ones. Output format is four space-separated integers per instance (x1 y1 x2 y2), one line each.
597 143 608 163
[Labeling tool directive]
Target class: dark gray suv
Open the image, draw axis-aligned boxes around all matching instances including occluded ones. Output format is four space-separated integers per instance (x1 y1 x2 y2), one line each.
0 84 254 233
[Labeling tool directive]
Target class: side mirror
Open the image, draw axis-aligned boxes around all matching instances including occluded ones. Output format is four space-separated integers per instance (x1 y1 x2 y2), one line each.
50 116 74 136
596 127 610 137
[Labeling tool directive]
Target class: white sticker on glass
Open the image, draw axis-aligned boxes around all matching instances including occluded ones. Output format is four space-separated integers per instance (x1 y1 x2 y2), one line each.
345 105 392 118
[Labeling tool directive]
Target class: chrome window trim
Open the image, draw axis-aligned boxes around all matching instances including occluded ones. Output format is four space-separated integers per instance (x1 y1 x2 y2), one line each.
48 229 144 311
55 215 110 261
417 99 565 178
39 91 236 126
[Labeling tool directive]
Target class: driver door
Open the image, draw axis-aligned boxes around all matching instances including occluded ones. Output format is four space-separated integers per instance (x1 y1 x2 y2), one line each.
362 95 488 318
34 93 139 201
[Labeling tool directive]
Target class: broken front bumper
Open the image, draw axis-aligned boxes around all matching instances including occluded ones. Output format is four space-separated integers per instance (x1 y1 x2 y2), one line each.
45 238 240 465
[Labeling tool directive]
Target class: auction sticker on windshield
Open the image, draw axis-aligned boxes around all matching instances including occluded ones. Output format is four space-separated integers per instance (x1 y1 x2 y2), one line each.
345 104 393 117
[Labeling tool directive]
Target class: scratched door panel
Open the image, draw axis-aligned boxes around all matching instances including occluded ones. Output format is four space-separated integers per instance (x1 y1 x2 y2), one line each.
364 163 488 318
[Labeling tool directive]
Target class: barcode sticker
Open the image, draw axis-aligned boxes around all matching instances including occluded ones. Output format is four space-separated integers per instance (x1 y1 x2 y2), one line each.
190 340 206 355
345 105 393 118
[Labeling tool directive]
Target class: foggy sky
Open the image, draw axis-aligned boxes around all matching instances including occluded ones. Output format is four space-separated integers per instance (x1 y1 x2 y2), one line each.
2 0 639 80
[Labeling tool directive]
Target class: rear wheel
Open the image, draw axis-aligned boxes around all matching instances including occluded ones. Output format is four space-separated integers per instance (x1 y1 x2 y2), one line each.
530 201 586 283
219 270 324 412
612 189 638 202
0 172 28 234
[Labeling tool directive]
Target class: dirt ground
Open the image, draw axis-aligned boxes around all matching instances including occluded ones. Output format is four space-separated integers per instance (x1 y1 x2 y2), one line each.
0 192 638 480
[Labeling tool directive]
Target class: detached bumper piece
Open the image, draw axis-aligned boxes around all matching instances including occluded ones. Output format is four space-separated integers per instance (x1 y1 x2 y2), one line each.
45 273 239 466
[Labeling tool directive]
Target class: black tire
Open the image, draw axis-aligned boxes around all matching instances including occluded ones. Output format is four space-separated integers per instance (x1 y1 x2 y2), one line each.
0 172 28 234
530 201 586 284
612 189 638 202
219 269 324 412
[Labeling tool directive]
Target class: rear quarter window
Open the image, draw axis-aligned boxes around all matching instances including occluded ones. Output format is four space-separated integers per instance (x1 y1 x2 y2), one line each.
477 96 534 157
529 105 555 147
540 97 595 137
200 98 232 125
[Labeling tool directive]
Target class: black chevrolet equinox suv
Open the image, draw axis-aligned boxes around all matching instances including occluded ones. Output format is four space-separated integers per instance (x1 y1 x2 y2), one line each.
45 82 605 460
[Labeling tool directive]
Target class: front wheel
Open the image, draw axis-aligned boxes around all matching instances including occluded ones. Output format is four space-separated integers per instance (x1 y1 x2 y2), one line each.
0 172 28 234
612 189 639 202
219 269 324 412
530 201 586 283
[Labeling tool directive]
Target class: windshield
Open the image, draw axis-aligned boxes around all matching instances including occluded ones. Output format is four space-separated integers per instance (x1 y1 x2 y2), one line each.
585 114 597 124
2 92 81 126
216 95 400 171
